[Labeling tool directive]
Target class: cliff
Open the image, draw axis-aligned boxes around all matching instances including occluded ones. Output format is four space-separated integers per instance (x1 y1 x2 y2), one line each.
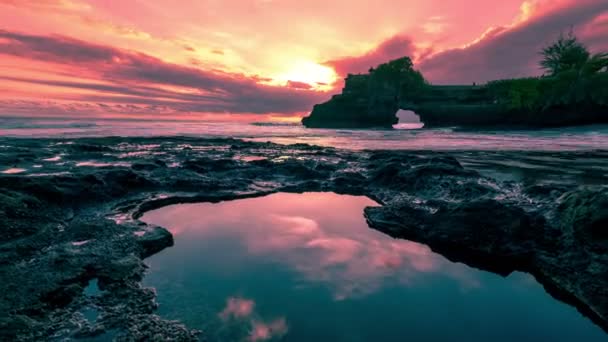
302 57 425 129
301 74 399 128
302 57 608 129
410 79 608 128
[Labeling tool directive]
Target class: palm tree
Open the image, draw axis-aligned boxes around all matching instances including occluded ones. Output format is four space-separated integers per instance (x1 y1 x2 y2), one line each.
540 30 608 77
581 52 608 76
539 31 607 107
540 31 589 75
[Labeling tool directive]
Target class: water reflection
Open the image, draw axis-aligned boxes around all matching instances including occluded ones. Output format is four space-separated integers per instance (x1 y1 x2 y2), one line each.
143 193 476 299
141 192 606 341
75 161 131 167
2 167 26 174
219 297 288 342
219 297 255 320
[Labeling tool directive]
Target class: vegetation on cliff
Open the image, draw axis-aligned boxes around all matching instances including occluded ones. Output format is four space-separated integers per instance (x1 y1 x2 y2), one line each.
488 32 608 111
303 32 608 129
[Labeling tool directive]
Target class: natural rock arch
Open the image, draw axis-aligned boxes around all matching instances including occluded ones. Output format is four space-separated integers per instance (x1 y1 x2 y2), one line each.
302 56 608 129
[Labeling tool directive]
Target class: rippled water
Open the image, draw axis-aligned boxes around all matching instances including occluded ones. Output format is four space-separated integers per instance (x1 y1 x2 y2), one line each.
141 193 605 342
2 116 608 150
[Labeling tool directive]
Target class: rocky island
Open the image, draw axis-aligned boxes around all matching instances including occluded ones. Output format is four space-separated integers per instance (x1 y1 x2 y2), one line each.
1 136 607 340
302 33 608 129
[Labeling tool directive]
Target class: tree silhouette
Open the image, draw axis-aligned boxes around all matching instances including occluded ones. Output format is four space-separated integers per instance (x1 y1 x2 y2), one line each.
540 30 590 75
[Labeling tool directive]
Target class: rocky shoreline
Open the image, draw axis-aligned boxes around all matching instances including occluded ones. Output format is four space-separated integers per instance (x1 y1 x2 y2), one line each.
1 136 607 340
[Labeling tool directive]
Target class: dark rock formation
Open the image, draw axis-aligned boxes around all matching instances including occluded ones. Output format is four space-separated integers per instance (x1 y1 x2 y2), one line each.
302 57 608 129
302 75 399 128
136 228 174 258
409 84 608 128
0 137 607 340
302 57 425 128
364 199 545 274
365 189 608 330
558 189 608 244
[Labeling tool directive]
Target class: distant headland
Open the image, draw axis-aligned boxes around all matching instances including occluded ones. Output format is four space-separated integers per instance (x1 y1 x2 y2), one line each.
302 32 608 129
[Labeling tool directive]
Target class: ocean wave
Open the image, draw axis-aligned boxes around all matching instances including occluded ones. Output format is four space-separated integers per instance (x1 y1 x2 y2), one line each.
0 119 97 129
250 122 302 127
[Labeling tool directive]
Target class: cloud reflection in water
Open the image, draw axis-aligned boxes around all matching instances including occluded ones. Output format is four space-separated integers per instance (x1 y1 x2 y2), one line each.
143 192 479 300
218 297 288 342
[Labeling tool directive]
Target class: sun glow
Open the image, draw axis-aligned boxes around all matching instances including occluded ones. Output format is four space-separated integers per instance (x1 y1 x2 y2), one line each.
273 60 338 91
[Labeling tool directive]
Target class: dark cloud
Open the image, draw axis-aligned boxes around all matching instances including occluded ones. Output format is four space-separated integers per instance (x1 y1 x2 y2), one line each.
0 76 225 103
0 30 118 63
418 0 608 84
324 35 416 77
286 80 313 89
0 30 329 115
0 99 181 117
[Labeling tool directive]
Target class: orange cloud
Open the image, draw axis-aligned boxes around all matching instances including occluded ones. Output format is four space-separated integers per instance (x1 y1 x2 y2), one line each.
0 0 606 117
0 30 331 115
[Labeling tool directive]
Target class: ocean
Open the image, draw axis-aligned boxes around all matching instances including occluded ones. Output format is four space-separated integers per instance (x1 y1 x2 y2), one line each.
1 116 608 151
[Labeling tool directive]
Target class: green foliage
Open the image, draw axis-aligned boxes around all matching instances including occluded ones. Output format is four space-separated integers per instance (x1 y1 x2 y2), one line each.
587 73 608 105
303 57 426 128
487 78 541 110
581 52 608 76
305 31 607 129
343 74 369 94
507 78 541 110
484 32 608 112
540 31 590 75
538 51 608 108
373 56 414 76
369 57 427 97
539 71 580 107
486 71 608 111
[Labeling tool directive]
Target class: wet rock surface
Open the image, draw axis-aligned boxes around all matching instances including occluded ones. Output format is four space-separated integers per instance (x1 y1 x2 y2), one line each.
0 136 607 340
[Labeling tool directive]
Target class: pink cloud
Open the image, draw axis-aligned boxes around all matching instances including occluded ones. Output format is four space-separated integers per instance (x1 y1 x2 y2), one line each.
320 0 608 85
325 35 416 77
145 193 476 301
219 297 256 320
2 0 606 117
0 30 331 116
216 296 289 341
249 318 289 342
580 12 608 52
418 0 608 84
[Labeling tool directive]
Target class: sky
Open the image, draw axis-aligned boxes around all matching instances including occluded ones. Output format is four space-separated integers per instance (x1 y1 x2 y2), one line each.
0 0 606 120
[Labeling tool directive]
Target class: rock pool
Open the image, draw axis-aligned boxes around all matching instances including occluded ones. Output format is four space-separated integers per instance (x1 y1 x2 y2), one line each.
141 192 605 342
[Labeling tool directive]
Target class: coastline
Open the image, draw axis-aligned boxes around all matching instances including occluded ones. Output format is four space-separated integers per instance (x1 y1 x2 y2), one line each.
1 136 607 340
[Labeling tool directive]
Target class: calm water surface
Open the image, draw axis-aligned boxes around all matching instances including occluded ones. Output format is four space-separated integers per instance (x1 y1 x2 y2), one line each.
141 193 606 342
2 116 608 150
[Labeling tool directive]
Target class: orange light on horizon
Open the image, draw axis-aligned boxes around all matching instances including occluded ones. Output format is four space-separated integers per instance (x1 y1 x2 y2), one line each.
266 60 339 91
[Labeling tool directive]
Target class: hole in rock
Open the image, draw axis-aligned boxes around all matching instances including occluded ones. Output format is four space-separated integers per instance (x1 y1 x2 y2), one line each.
141 192 604 342
84 278 101 297
393 109 424 129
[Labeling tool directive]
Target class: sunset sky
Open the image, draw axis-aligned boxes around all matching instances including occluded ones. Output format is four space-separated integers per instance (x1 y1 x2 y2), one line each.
0 0 607 120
